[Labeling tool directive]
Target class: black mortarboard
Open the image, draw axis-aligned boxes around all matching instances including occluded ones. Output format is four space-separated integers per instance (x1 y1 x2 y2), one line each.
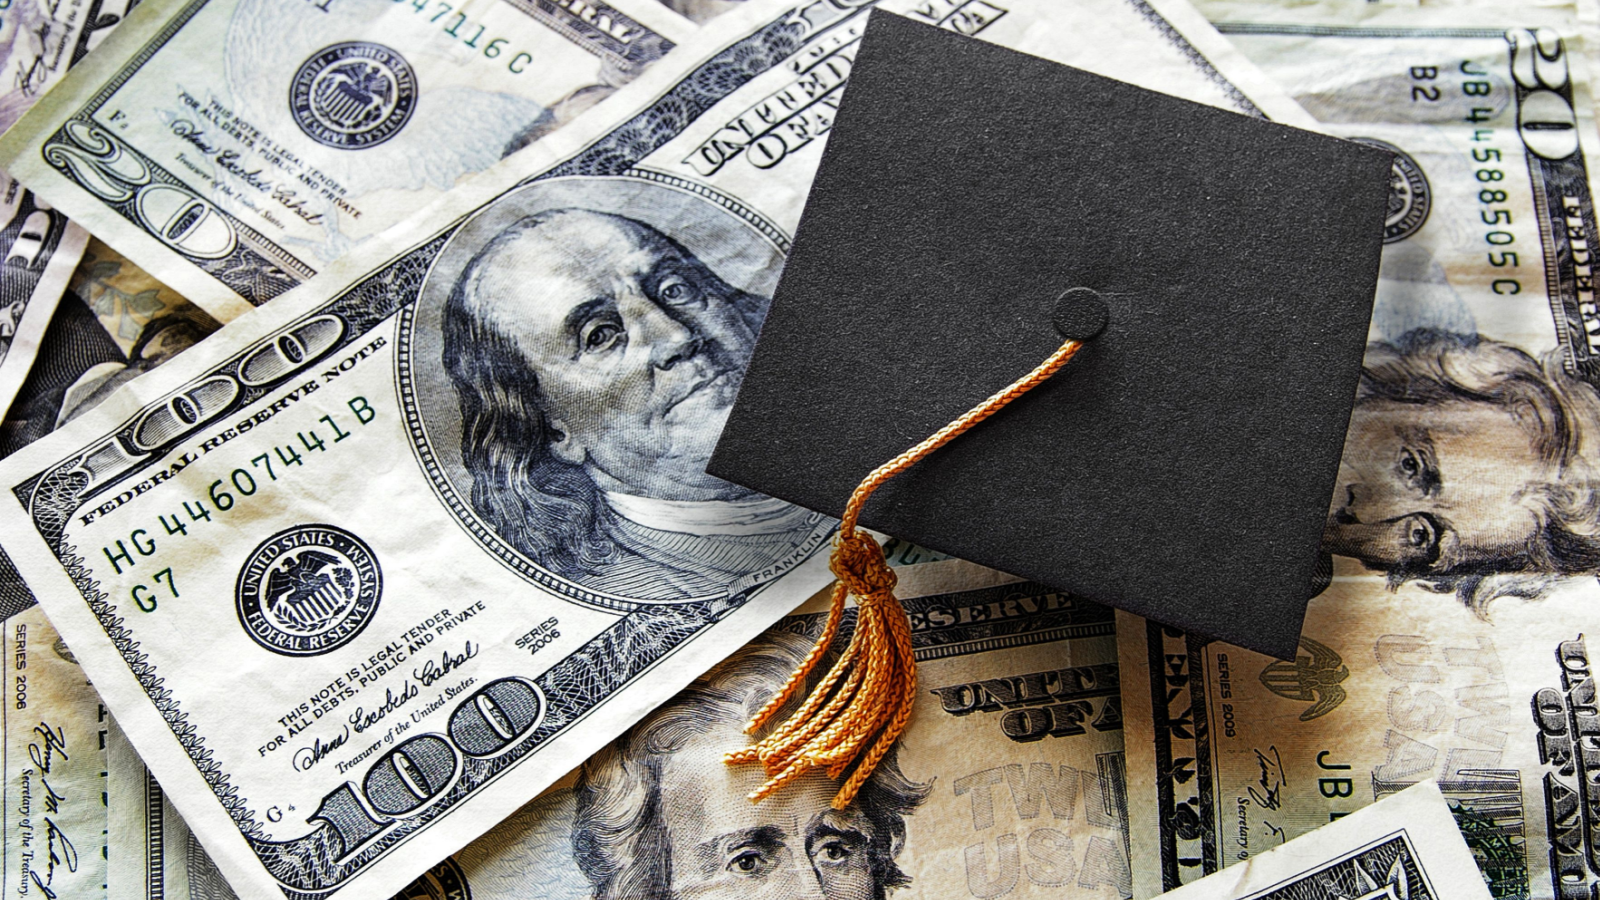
708 11 1391 659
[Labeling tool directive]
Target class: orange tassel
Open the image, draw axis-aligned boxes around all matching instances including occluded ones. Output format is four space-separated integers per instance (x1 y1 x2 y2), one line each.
725 337 1085 809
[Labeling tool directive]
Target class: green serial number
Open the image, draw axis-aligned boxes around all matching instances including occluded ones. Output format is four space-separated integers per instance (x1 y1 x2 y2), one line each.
395 0 537 75
100 396 377 612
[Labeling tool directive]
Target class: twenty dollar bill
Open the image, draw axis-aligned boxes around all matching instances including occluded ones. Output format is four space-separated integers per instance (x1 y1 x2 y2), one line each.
1116 7 1600 898
1118 580 1600 900
0 0 694 320
1158 782 1493 900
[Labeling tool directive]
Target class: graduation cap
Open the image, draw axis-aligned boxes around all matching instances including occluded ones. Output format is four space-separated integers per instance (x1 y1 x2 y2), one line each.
713 11 1390 805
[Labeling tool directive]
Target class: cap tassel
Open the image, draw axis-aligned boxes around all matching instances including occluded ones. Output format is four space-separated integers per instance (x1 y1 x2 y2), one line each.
725 337 1086 809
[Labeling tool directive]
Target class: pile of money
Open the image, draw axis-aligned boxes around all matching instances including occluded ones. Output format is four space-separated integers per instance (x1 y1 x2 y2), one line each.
0 0 1591 897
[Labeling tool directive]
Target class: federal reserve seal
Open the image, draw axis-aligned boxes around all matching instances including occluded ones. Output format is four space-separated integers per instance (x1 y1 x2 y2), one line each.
1352 137 1431 243
236 525 382 656
289 42 417 149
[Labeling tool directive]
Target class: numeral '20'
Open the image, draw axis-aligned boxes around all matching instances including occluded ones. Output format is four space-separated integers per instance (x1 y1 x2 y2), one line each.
42 120 239 259
1509 29 1580 160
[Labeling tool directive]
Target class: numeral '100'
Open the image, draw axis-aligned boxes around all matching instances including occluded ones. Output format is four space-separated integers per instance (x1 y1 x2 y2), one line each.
300 678 544 862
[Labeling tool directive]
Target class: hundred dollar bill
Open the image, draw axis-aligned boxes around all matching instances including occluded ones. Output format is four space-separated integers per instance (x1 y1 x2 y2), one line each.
1158 782 1494 900
112 562 1134 900
0 0 1314 894
0 0 695 321
1117 578 1600 900
1 605 109 899
0 0 139 421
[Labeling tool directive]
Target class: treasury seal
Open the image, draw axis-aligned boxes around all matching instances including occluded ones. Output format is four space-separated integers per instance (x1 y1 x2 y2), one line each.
1351 137 1430 244
289 42 417 149
236 524 382 656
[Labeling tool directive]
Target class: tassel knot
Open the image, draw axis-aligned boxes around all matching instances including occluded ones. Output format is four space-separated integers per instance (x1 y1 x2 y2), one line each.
830 531 898 600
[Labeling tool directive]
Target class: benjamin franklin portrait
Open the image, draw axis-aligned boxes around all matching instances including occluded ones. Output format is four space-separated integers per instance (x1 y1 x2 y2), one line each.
405 178 829 603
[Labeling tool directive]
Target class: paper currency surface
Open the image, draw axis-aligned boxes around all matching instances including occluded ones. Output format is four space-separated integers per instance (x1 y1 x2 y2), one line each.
3 239 221 459
0 240 200 888
0 0 136 134
0 240 220 621
108 717 229 900
111 562 1133 900
1116 7 1600 899
0 0 136 421
0 180 87 428
1156 782 1492 900
1 605 108 900
0 0 1315 894
1118 584 1600 900
0 0 695 321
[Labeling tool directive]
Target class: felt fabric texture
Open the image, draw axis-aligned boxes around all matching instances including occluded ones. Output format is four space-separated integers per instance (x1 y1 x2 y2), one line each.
709 11 1392 659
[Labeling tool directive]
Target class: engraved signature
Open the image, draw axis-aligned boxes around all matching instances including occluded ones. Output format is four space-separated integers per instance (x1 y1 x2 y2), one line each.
349 680 419 734
35 818 79 889
170 119 220 155
168 121 326 224
270 187 326 225
13 22 52 97
414 641 478 687
292 724 351 772
170 121 276 192
215 150 272 193
28 721 67 772
24 721 78 897
1247 745 1286 811
14 54 47 97
40 774 65 814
